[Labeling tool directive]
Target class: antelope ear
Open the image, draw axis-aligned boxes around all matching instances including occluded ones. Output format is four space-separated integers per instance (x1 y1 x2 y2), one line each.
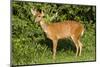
31 8 37 16
41 11 44 16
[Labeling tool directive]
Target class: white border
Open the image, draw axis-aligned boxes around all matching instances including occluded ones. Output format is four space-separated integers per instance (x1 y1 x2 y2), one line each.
0 0 100 67
20 0 96 5
0 0 10 67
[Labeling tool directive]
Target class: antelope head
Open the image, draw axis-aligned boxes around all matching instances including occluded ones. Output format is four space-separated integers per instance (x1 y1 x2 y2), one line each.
31 8 44 23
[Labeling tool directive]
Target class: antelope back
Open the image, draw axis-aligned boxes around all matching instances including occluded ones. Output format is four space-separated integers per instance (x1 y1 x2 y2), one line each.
46 21 84 40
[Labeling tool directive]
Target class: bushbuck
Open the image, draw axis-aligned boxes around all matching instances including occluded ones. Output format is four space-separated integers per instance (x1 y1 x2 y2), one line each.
31 8 84 60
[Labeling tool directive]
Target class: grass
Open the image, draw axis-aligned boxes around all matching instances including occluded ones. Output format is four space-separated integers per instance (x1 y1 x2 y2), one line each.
12 17 96 66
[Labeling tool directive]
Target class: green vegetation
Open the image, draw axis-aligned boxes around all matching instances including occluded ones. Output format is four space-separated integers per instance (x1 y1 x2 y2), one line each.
12 1 96 66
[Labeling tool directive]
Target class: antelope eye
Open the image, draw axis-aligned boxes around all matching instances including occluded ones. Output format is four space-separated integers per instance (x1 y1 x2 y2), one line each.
38 16 41 17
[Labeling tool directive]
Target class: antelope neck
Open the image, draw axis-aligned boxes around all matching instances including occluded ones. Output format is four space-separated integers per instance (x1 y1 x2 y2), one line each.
40 20 48 33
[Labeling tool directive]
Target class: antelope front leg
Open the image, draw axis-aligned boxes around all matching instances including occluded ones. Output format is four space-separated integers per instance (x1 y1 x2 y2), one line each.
52 40 58 61
71 36 79 56
78 40 83 56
